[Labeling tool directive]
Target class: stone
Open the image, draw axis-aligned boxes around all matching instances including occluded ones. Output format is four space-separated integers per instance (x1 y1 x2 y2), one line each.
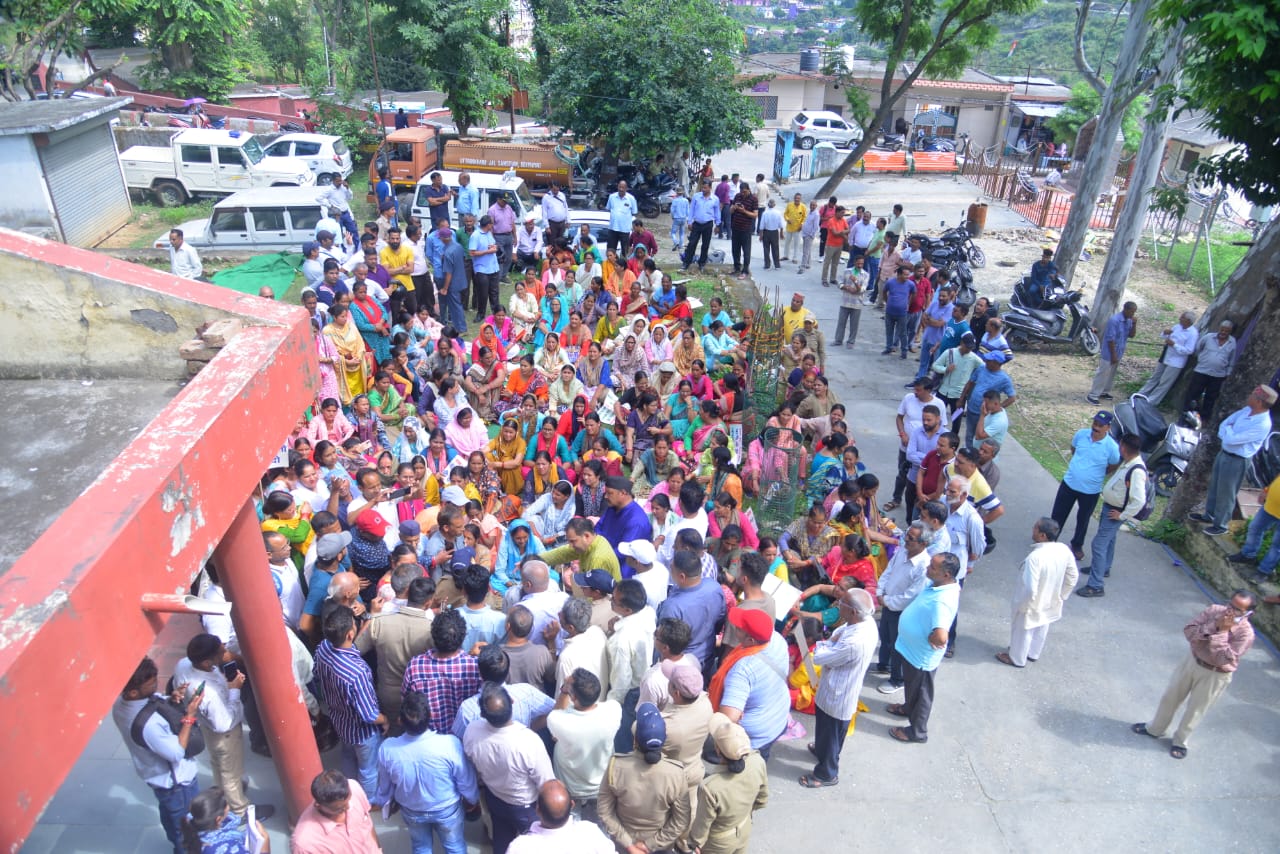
186 360 205 376
200 318 242 348
178 338 218 362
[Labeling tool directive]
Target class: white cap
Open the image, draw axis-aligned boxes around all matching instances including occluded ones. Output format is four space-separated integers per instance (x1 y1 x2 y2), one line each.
619 540 656 565
441 485 469 506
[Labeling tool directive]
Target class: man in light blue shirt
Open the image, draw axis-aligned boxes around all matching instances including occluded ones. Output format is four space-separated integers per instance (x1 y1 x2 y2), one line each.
1192 385 1277 534
469 214 501 324
454 172 480 228
1050 411 1120 558
1088 301 1137 404
718 608 790 756
889 552 961 744
669 186 690 252
960 351 1016 447
656 551 726 672
376 691 478 854
683 180 720 272
605 181 638 255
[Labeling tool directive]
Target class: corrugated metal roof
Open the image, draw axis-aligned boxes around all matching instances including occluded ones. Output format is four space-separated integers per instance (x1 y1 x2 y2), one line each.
0 96 132 135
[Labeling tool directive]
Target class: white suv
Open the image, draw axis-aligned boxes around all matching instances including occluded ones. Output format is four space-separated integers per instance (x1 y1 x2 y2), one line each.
790 111 864 150
262 133 353 185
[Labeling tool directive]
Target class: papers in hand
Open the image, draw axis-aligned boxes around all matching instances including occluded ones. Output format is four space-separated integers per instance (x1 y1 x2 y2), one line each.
760 573 802 621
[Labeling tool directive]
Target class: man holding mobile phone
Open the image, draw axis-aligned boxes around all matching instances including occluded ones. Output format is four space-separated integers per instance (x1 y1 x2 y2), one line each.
1131 591 1256 760
174 634 275 821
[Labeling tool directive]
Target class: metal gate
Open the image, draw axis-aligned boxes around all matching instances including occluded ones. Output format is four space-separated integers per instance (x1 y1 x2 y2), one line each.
751 95 778 121
38 123 130 246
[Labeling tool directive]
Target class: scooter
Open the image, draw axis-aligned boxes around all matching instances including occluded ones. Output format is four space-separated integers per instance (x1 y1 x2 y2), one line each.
1146 410 1204 497
1001 276 1099 355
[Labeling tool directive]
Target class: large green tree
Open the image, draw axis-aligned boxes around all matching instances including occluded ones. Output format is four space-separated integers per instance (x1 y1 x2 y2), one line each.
1152 0 1280 520
250 0 317 84
135 0 249 99
397 0 517 135
813 0 1041 199
542 0 762 157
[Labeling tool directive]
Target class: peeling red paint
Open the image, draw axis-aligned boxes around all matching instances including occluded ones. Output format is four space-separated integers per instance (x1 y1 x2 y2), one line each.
0 228 319 851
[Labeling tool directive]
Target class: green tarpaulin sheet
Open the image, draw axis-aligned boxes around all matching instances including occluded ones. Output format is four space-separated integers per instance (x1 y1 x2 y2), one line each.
211 252 302 296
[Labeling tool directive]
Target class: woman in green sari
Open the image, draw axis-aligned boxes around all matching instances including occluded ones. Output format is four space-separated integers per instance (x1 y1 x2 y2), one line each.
260 490 314 582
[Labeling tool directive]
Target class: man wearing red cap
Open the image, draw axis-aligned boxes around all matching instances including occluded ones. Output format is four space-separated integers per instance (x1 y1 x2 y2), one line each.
348 508 392 604
708 608 790 758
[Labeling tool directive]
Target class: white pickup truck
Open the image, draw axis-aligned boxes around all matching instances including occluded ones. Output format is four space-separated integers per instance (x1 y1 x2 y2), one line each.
119 129 315 207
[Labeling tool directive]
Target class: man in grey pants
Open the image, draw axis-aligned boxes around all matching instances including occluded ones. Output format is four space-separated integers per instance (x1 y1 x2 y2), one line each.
1190 385 1277 535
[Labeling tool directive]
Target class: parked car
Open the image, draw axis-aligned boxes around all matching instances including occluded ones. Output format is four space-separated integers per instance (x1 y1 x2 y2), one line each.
152 187 325 251
120 129 314 207
262 133 353 185
790 110 864 150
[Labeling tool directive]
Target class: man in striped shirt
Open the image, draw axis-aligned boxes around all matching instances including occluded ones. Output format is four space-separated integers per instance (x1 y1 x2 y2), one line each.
314 606 388 799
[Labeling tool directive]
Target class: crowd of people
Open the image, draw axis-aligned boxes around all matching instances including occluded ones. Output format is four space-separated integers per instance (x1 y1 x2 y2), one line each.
130 180 1279 854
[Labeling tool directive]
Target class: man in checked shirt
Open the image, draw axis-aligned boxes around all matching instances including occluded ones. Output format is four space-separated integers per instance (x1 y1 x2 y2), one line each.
401 609 483 735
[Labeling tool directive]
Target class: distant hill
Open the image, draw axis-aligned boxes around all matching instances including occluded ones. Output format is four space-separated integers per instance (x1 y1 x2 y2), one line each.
740 0 1128 89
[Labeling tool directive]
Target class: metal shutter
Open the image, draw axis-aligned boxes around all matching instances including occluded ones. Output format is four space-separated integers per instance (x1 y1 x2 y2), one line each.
38 123 131 246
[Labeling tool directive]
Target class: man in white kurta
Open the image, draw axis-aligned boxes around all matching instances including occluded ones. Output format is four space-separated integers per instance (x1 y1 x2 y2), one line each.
998 517 1079 667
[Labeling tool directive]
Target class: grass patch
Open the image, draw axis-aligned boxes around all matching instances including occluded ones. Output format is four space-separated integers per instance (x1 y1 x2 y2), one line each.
1157 234 1250 297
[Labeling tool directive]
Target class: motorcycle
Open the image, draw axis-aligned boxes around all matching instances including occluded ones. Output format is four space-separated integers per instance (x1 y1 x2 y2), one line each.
940 222 986 268
874 132 906 152
1001 276 1099 355
922 244 976 306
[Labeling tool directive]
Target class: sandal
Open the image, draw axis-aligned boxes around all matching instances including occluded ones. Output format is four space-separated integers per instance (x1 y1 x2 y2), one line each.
799 774 838 788
889 726 926 743
1169 745 1187 759
883 499 901 512
885 703 910 718
1131 723 1157 738
995 652 1023 668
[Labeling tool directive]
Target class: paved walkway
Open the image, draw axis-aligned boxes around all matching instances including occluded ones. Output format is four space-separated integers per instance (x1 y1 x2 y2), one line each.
26 236 1280 853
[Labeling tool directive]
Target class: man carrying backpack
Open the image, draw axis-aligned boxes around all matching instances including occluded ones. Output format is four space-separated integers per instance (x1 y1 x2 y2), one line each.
1077 433 1149 598
111 656 204 854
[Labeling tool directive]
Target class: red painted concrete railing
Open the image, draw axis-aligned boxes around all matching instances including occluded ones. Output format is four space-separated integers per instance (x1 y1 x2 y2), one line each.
0 230 321 849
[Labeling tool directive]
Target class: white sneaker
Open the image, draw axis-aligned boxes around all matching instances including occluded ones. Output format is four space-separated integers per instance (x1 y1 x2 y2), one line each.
876 681 903 695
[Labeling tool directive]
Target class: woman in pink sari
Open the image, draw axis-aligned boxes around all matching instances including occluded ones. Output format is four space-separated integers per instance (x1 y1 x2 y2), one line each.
313 319 340 403
444 406 489 457
306 397 354 444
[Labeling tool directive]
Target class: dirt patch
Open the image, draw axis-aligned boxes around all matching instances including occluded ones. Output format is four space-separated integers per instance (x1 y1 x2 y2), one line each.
958 227 1211 477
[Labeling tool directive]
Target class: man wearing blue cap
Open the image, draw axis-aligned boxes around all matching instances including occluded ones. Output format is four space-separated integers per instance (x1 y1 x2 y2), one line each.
1051 411 1121 560
958 351 1016 449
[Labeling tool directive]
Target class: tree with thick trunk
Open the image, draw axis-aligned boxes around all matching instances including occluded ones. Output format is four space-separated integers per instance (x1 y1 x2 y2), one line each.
1167 227 1280 520
1087 21 1186 326
1054 0 1158 287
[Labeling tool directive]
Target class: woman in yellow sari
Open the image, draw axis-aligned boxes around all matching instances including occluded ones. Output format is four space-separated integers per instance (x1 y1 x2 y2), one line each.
672 327 706 377
486 420 528 496
324 303 370 406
